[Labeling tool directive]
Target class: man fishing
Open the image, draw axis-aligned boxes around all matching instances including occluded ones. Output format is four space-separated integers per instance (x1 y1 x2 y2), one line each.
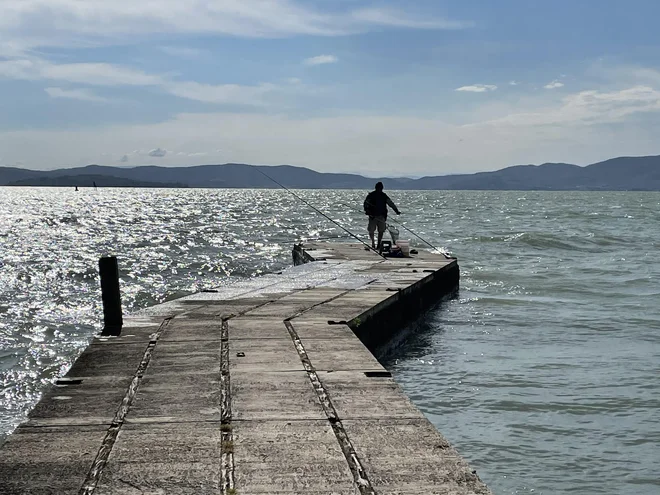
364 181 400 251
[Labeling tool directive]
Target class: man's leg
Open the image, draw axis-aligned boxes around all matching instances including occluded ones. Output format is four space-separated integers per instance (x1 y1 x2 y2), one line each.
376 231 384 251
368 217 376 249
376 217 386 251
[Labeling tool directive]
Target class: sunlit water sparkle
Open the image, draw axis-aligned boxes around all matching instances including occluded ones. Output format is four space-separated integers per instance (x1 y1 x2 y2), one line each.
1 187 659 495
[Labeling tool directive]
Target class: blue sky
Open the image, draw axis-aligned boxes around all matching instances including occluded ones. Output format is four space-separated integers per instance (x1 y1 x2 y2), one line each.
1 0 660 175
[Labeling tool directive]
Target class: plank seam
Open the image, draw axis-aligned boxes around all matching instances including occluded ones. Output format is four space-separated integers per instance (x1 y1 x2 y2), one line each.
283 319 376 495
219 296 286 494
78 317 172 495
220 318 235 493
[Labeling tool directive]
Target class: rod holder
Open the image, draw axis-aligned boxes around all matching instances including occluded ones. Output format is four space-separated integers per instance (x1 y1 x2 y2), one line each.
99 256 123 336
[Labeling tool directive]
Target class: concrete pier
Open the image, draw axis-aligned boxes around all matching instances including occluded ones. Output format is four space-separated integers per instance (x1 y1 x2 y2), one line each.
0 242 491 494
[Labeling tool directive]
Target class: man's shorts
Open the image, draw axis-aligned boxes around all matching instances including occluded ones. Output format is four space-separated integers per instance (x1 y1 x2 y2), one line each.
367 215 387 234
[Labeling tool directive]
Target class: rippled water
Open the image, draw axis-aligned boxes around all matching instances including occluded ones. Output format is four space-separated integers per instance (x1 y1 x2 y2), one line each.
1 187 658 494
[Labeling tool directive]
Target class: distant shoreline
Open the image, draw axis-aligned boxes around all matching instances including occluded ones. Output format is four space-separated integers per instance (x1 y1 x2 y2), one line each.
3 155 660 190
4 184 657 192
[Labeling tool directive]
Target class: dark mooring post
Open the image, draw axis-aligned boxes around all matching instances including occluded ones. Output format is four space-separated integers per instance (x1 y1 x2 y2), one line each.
99 256 123 336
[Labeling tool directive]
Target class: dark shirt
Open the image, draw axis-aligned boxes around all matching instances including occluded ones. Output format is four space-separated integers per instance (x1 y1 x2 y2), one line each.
364 190 399 218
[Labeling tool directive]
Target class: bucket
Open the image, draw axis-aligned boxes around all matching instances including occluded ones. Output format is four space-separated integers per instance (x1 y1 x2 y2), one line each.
388 225 399 244
396 240 410 257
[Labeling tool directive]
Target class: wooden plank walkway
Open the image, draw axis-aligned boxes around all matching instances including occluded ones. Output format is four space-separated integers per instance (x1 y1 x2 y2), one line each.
0 242 491 494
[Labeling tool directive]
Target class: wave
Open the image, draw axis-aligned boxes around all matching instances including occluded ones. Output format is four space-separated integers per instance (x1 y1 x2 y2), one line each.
474 231 635 253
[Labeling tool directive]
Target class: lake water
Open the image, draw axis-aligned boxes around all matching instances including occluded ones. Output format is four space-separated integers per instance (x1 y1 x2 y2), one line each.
1 187 658 494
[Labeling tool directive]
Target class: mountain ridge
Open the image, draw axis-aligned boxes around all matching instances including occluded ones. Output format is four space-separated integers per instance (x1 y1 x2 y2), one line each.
2 155 660 190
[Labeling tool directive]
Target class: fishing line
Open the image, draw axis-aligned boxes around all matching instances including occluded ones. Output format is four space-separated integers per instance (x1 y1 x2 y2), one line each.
386 216 448 256
352 196 453 259
255 168 387 259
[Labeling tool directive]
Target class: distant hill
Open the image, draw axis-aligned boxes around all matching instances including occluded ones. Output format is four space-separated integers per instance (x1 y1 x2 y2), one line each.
2 155 660 190
6 174 187 188
408 156 660 190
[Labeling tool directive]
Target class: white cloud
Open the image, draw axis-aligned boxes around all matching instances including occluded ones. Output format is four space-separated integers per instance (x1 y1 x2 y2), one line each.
627 67 660 85
44 86 107 102
148 148 167 157
544 80 565 89
166 81 277 104
0 59 36 80
0 1 342 42
0 40 27 58
3 82 660 175
588 64 660 90
287 77 302 84
455 84 497 93
303 55 338 66
0 1 472 49
352 8 473 30
509 80 519 86
159 46 208 59
475 86 660 128
0 58 163 86
45 63 164 86
0 54 282 106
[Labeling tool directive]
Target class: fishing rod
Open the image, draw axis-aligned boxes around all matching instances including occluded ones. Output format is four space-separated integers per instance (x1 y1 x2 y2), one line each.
352 197 453 259
387 215 452 258
255 168 387 259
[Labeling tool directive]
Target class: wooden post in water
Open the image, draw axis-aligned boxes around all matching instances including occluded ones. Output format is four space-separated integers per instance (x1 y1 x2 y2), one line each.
99 256 122 336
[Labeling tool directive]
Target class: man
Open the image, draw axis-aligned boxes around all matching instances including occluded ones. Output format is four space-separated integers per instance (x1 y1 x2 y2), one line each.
363 181 400 251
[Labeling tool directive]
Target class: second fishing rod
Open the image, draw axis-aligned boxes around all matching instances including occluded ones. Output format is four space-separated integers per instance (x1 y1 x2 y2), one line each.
255 168 387 259
349 195 453 259
256 167 452 259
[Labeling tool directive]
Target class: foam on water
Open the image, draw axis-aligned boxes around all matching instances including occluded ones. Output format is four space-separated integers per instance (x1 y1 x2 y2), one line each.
1 187 659 494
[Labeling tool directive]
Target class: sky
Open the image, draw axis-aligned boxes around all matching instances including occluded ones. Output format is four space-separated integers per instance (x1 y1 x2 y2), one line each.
1 0 660 176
